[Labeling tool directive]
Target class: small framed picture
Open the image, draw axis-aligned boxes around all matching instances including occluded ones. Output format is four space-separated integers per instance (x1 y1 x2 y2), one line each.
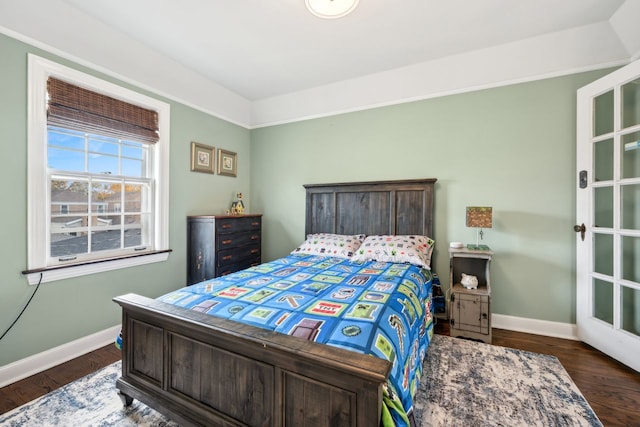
217 148 237 177
190 142 215 174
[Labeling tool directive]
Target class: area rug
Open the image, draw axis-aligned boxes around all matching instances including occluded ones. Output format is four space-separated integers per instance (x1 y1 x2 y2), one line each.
412 334 602 427
0 334 601 426
0 362 175 427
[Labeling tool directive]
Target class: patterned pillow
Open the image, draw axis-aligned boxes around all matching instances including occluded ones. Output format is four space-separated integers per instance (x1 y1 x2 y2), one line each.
291 233 366 258
351 235 434 269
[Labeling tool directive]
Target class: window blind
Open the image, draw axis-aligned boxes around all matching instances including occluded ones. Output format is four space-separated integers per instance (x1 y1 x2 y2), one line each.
47 77 159 144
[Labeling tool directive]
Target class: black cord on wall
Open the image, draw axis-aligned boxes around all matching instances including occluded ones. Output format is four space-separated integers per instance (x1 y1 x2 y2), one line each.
0 273 43 342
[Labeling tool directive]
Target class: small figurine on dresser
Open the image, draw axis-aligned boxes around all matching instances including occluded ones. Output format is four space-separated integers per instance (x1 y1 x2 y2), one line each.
230 192 245 215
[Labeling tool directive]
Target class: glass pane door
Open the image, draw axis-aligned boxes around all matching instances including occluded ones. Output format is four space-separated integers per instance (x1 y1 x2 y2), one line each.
577 60 640 373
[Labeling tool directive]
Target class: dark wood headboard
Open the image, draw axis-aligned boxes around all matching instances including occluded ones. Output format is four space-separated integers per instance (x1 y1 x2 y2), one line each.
304 179 437 238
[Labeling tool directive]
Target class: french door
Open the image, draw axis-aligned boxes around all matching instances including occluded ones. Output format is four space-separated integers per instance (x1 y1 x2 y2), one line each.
576 59 640 373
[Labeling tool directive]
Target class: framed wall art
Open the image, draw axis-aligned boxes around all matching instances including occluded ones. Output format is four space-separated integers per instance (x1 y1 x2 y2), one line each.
217 148 237 177
190 142 215 174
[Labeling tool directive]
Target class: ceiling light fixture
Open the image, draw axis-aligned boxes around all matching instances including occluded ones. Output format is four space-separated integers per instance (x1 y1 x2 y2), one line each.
305 0 359 19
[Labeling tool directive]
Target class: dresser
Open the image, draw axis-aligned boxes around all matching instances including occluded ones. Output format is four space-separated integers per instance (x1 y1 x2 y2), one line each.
187 214 262 285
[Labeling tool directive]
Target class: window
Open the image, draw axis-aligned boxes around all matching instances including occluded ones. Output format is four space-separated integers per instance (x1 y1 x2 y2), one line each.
26 55 170 284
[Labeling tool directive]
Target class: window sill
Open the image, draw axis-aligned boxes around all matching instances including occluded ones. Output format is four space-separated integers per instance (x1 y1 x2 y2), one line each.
23 250 171 285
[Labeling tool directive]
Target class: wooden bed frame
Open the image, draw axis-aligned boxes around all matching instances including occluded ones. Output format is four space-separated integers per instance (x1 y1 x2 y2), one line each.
114 178 436 427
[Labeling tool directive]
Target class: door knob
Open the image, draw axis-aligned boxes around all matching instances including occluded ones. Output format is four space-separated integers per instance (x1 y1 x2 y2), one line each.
574 223 586 241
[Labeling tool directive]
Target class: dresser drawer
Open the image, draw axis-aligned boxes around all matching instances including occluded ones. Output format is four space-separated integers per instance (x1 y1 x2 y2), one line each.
217 245 261 267
216 230 260 250
216 256 261 277
216 217 261 234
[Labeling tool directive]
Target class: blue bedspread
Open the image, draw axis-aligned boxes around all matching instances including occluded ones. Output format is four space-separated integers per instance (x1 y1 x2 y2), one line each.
157 253 435 425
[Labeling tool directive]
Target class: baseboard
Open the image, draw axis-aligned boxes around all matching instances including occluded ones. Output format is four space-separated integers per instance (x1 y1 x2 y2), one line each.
0 315 578 388
492 313 578 341
0 325 120 388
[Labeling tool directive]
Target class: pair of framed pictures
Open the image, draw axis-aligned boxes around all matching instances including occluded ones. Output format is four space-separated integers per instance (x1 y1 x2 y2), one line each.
190 142 236 177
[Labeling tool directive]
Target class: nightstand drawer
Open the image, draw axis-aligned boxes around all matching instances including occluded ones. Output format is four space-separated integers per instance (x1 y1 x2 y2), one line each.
216 217 262 234
455 293 490 334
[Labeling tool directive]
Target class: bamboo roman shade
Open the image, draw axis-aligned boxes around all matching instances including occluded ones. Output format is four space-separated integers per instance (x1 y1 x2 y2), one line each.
47 77 159 144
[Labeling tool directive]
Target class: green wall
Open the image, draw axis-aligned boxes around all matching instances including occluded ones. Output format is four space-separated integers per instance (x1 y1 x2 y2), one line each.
0 33 250 366
250 68 613 325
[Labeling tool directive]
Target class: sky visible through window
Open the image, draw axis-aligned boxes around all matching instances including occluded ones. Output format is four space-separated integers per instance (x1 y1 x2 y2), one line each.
47 127 145 178
47 127 149 256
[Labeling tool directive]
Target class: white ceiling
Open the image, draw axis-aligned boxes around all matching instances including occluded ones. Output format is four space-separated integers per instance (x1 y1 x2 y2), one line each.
61 0 626 101
1 0 639 127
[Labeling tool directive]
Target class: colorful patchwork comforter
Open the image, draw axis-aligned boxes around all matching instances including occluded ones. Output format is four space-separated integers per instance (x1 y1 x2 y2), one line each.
157 253 435 426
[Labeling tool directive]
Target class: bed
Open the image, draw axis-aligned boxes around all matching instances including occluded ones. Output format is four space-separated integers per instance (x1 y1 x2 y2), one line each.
114 178 437 427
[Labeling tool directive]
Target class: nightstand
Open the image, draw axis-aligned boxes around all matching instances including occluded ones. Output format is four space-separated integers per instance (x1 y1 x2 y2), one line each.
449 247 493 343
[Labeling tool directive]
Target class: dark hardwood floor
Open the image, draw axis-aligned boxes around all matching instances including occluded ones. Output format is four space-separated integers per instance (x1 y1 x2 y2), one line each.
0 344 121 415
1 325 639 426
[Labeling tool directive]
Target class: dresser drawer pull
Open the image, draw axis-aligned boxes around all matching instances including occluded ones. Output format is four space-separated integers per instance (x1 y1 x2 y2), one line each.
222 239 233 245
221 223 232 229
251 249 258 254
223 255 233 261
251 222 260 226
251 235 259 240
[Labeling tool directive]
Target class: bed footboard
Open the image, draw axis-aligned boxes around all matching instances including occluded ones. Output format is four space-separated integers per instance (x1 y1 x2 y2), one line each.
114 293 391 427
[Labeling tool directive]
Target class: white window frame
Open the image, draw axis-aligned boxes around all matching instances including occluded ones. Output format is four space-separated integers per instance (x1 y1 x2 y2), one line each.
26 54 170 285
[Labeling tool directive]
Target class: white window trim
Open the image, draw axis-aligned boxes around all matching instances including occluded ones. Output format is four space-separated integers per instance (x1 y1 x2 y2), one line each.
27 54 170 285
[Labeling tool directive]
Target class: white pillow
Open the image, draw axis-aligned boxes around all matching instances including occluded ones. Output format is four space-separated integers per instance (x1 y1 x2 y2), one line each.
351 235 434 269
291 233 365 259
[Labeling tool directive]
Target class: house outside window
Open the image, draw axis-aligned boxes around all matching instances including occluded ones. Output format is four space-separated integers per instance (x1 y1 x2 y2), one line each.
26 55 170 284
